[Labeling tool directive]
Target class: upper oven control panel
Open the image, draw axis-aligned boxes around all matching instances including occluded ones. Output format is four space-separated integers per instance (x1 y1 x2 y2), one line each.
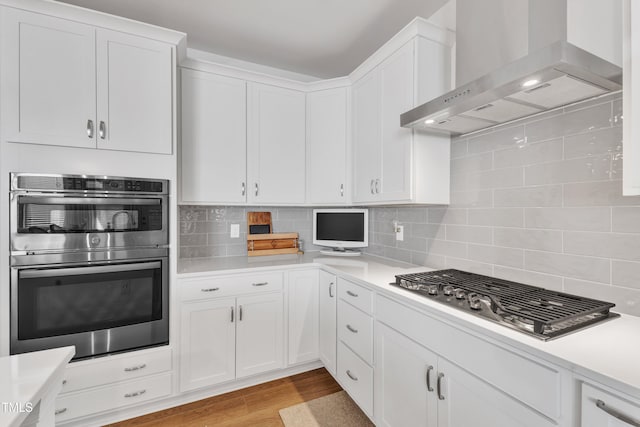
11 173 168 194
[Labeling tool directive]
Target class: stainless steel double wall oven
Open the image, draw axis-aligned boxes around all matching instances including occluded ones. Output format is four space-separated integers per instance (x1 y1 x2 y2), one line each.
10 173 170 360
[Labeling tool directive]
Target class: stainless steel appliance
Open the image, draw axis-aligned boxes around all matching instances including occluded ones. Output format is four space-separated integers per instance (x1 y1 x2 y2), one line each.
392 269 618 340
10 173 170 360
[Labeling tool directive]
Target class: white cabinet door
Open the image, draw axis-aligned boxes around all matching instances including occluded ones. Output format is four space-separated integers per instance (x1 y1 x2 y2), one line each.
437 358 556 427
96 29 173 154
379 41 414 202
247 83 306 204
180 298 236 391
352 70 381 203
306 87 349 204
181 69 247 203
236 292 284 378
287 270 319 365
375 323 438 427
581 382 640 427
318 270 337 375
624 0 640 195
0 8 96 148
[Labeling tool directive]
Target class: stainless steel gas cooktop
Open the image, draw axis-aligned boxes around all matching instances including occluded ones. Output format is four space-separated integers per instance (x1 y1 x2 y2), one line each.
391 269 619 341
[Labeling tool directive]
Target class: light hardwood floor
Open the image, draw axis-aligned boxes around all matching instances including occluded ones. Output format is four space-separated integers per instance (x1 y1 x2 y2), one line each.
107 368 342 427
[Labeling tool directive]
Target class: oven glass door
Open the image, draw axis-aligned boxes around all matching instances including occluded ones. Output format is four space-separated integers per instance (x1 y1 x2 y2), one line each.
11 259 168 359
11 194 168 251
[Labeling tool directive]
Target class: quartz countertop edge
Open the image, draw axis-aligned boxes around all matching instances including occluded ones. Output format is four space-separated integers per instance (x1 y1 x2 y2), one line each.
0 346 75 427
178 252 640 400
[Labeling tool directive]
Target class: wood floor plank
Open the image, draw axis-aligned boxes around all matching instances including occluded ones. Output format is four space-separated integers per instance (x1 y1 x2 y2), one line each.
108 368 341 427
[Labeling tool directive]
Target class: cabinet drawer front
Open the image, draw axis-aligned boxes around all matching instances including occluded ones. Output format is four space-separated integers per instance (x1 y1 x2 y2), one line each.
337 342 374 417
61 347 171 394
55 373 172 422
181 272 284 301
581 382 640 426
338 278 373 314
377 294 562 420
338 300 373 364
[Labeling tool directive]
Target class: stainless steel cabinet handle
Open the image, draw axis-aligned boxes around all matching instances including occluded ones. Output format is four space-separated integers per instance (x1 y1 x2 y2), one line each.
124 389 147 398
375 179 380 194
62 379 67 386
426 365 434 392
437 373 445 400
55 408 67 416
252 282 269 287
239 305 243 321
346 290 358 298
329 282 334 298
346 370 358 381
87 119 94 138
346 324 358 333
99 121 106 139
596 399 640 426
255 183 259 197
20 261 161 279
201 287 220 292
124 363 147 372
370 179 375 194
231 306 234 323
241 182 246 196
340 184 344 197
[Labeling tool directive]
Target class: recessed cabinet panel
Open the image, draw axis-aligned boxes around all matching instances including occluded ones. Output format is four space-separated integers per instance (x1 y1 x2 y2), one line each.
181 69 247 203
318 271 337 375
96 29 173 154
288 270 320 365
247 83 306 204
1 8 96 148
306 88 349 204
236 292 284 378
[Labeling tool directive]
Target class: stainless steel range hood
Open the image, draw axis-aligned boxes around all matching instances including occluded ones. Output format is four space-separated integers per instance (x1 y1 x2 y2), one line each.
401 0 623 135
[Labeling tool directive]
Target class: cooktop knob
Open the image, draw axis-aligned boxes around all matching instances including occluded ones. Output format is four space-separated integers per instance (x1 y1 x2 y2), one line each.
455 288 466 300
427 284 439 296
468 293 482 310
443 285 455 296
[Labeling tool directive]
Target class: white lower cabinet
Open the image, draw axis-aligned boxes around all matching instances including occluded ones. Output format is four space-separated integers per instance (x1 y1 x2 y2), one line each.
287 270 320 366
581 381 640 427
179 273 284 392
318 271 337 375
338 342 374 416
54 347 173 423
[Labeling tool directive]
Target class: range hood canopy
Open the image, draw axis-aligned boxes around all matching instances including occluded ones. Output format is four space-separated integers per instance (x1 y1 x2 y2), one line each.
401 0 622 136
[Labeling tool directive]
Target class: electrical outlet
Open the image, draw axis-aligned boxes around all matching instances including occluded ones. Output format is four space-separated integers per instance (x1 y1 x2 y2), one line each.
230 223 240 238
396 225 404 241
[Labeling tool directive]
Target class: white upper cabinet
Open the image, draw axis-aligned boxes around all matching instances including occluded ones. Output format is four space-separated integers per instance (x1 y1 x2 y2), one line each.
0 8 96 149
96 29 172 154
0 8 175 155
247 82 306 204
351 36 452 205
181 69 247 204
306 87 349 204
624 0 640 195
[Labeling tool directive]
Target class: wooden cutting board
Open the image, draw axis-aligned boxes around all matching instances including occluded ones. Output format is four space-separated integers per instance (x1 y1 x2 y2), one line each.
247 211 300 256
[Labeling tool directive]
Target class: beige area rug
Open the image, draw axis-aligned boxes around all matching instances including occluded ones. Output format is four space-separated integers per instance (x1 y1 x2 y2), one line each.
279 391 374 427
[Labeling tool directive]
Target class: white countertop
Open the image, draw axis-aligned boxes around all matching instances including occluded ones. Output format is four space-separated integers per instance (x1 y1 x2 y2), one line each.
178 252 640 400
0 346 75 427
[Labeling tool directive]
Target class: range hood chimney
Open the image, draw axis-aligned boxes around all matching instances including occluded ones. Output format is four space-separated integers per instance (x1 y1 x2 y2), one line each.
401 0 622 135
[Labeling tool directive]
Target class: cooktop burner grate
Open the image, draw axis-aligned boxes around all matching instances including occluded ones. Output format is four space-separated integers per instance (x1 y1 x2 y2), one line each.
393 269 617 340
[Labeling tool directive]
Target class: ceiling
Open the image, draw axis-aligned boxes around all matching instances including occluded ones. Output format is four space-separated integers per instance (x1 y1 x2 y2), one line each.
56 0 449 79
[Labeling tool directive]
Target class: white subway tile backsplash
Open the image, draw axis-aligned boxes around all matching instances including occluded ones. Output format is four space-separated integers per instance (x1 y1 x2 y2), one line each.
492 266 564 291
525 251 610 283
563 180 640 207
612 207 640 233
525 102 612 142
468 208 524 228
612 260 640 290
446 225 492 244
467 125 525 154
493 138 563 168
524 207 611 232
563 127 622 160
467 244 523 269
563 231 640 262
524 154 620 186
493 228 562 252
494 185 563 207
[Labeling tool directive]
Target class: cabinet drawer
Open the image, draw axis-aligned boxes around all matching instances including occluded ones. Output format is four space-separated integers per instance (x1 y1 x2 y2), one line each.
55 373 172 423
581 382 640 426
181 271 283 301
337 300 373 364
338 278 373 314
61 347 171 394
337 342 373 417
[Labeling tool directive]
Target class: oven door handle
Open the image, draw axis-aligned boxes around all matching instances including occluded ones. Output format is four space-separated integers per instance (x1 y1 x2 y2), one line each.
18 196 162 206
19 261 162 278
